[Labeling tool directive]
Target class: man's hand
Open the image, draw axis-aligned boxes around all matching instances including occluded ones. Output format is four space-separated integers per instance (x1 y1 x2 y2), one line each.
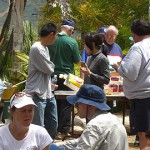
113 61 121 72
51 84 58 91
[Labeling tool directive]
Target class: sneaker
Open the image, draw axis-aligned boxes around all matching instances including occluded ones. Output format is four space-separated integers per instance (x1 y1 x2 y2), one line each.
134 135 140 147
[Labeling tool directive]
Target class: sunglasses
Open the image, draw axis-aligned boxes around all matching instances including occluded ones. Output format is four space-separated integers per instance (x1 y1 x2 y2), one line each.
10 92 32 107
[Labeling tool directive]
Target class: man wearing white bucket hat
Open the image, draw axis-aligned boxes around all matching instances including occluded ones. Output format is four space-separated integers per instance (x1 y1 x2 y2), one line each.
0 92 52 150
50 84 128 150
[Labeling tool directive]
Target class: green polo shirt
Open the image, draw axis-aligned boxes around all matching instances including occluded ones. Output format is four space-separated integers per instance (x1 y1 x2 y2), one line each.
48 33 81 75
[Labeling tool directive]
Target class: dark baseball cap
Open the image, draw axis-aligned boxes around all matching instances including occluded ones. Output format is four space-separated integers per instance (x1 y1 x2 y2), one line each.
62 19 75 28
98 27 106 35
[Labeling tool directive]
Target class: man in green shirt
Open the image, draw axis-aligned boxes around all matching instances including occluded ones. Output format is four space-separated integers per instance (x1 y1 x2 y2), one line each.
48 19 81 139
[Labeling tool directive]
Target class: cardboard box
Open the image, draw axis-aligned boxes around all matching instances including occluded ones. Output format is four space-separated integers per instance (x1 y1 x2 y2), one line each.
2 86 16 100
104 75 123 95
64 74 84 91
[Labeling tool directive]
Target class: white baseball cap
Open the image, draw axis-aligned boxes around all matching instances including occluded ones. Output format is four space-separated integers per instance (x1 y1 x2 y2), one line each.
10 92 37 108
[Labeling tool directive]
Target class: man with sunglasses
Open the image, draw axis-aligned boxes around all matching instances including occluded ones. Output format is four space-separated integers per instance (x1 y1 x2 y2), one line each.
50 84 128 150
48 19 81 139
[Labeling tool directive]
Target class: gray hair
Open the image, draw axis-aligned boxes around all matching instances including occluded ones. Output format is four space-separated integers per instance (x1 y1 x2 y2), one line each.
105 25 119 35
61 25 74 31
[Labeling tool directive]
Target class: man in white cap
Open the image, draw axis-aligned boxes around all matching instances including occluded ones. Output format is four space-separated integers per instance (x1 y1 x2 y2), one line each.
50 84 128 150
0 92 52 150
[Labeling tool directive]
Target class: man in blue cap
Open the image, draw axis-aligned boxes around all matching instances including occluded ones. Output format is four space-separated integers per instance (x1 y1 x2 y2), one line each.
48 19 81 139
50 84 128 150
61 19 76 28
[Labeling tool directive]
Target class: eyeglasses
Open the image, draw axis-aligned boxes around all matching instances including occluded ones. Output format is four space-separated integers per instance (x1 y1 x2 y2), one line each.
107 34 117 39
10 92 32 107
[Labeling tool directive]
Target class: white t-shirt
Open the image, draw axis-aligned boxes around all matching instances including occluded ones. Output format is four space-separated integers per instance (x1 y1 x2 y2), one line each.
0 124 52 150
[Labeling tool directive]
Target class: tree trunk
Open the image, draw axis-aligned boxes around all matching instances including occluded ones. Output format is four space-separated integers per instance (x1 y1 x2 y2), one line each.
12 0 25 73
12 0 25 52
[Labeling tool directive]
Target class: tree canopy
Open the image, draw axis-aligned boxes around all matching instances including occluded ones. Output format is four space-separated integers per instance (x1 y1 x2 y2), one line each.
39 0 148 53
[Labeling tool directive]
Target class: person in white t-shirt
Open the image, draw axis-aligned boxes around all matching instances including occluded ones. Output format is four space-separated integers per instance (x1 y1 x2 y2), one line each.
0 92 52 150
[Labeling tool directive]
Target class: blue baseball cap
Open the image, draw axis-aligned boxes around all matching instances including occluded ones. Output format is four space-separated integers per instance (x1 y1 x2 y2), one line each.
98 27 106 35
62 19 75 28
67 84 110 111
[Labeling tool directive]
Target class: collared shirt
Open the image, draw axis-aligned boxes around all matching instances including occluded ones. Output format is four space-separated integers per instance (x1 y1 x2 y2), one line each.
48 33 81 75
104 41 123 58
56 110 128 150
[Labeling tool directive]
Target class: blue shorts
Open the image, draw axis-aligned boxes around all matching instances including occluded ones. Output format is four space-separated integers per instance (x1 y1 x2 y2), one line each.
130 98 150 133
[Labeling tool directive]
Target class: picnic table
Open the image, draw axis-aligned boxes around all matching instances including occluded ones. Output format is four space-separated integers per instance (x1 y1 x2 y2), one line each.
54 90 128 135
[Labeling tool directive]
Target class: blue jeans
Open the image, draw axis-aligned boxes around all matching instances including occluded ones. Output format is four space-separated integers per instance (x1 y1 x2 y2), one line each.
56 78 72 133
50 143 64 150
32 95 58 139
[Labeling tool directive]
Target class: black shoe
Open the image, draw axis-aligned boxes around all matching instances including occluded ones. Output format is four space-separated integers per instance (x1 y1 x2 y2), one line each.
134 140 140 147
134 135 140 147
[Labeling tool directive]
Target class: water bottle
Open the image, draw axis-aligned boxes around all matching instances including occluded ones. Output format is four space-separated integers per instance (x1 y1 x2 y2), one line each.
51 75 57 91
52 75 57 84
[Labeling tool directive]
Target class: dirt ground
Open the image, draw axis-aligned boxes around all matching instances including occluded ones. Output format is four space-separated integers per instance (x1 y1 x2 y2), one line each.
122 116 140 150
128 135 140 150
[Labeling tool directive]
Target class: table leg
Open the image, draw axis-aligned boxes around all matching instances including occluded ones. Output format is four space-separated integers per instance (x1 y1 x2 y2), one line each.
62 106 78 141
71 105 74 135
122 100 126 125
